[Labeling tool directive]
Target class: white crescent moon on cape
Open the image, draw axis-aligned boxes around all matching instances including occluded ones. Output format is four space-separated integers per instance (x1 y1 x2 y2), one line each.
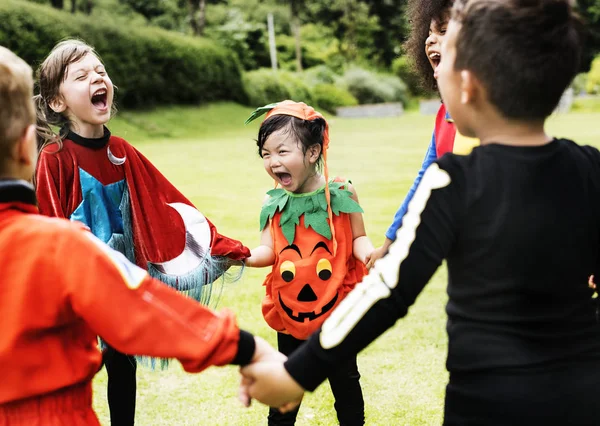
151 203 213 275
107 146 126 165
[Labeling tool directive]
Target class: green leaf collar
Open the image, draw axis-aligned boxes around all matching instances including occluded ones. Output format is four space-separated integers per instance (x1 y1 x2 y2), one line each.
260 181 363 245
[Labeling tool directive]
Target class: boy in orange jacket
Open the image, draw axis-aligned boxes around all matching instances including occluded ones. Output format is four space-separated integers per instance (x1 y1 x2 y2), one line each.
0 46 279 426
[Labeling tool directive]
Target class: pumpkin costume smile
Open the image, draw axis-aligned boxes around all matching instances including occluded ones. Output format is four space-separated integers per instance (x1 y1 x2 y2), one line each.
276 240 340 323
279 292 339 323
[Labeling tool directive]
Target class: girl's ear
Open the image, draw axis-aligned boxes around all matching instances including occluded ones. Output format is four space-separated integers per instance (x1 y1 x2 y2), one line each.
307 143 322 164
49 96 66 113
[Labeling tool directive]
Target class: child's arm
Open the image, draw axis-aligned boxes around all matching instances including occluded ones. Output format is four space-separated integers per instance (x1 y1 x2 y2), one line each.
245 224 276 267
367 135 437 268
35 151 68 218
61 228 282 370
347 183 374 265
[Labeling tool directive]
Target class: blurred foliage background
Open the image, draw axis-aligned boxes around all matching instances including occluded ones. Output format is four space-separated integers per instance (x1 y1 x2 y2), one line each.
2 0 599 111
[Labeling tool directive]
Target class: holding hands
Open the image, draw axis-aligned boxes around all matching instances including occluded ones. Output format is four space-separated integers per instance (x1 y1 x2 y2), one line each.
366 237 393 269
240 337 305 412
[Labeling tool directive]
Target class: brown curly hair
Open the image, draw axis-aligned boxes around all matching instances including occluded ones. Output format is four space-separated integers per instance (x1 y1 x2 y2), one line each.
404 0 454 93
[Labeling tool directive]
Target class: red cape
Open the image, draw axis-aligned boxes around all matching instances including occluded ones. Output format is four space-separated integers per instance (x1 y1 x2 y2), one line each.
36 135 249 276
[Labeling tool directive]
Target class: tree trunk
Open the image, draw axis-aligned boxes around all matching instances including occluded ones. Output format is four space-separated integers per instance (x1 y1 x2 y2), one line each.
188 0 206 36
198 0 206 36
290 0 303 72
83 0 93 15
71 0 76 14
50 0 64 9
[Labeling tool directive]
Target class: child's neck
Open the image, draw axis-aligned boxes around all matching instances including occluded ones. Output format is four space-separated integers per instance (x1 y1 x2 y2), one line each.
69 122 106 139
476 118 551 147
292 173 325 194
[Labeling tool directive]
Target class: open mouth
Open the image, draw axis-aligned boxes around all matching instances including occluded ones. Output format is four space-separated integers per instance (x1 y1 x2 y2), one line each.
91 89 108 109
279 292 338 323
275 172 292 187
429 52 441 69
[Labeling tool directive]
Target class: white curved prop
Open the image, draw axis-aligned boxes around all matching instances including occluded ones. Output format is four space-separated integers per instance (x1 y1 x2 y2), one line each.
151 202 212 275
107 146 126 165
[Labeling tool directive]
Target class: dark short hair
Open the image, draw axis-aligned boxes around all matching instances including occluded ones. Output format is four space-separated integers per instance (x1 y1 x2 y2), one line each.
452 0 582 120
404 0 454 93
257 114 326 168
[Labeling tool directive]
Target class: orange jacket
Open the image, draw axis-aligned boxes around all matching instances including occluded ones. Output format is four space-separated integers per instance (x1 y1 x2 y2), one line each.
0 182 253 406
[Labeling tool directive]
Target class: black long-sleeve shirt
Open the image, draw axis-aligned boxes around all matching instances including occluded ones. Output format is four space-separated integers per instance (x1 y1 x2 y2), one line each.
286 139 600 391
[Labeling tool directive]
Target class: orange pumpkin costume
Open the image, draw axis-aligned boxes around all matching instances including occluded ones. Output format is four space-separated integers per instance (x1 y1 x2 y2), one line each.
261 182 367 340
0 181 255 425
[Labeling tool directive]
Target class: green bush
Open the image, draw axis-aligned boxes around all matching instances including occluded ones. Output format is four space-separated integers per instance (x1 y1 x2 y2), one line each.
302 65 340 87
205 7 269 70
392 56 429 97
571 73 588 95
299 24 346 73
243 69 315 107
586 57 600 94
572 96 600 112
0 0 246 108
312 84 358 114
339 67 409 105
276 34 326 71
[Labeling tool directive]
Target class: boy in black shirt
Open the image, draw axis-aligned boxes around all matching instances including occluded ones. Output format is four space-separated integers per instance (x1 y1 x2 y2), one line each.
240 0 598 424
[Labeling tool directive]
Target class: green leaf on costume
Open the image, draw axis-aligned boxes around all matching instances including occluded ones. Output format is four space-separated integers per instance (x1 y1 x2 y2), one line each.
330 189 362 216
260 189 287 230
244 103 280 125
304 209 331 239
281 220 297 245
277 194 288 212
318 193 328 212
258 179 364 244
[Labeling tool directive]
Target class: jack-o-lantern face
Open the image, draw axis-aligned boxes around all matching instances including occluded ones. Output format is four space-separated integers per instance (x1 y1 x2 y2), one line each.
274 237 343 323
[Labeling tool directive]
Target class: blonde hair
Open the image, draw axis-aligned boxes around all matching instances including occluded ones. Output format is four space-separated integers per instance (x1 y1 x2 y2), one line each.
0 46 35 163
34 39 110 152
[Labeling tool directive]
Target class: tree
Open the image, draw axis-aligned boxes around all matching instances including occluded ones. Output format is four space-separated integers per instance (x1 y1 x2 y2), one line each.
121 0 169 21
50 0 63 9
290 0 303 72
188 0 207 36
578 0 600 72
365 0 409 66
305 0 380 63
82 0 93 15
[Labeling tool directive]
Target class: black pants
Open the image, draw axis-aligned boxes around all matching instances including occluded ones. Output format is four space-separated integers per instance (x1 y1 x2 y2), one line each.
103 346 137 426
443 360 600 426
268 333 364 426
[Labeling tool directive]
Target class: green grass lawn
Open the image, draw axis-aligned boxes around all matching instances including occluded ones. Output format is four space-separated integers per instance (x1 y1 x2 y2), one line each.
91 103 600 425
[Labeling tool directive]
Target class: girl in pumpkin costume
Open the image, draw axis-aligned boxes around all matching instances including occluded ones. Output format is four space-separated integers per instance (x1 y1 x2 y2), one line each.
245 101 374 426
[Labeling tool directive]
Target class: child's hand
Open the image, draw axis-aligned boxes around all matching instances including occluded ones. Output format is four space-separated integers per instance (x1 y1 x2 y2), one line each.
364 248 375 270
366 239 392 269
589 275 597 290
239 359 304 411
239 336 286 407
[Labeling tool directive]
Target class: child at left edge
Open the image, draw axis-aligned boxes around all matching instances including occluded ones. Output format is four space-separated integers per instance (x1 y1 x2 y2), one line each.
244 100 374 425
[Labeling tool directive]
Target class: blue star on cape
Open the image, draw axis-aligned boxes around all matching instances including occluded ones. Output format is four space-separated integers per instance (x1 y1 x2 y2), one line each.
70 167 126 243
